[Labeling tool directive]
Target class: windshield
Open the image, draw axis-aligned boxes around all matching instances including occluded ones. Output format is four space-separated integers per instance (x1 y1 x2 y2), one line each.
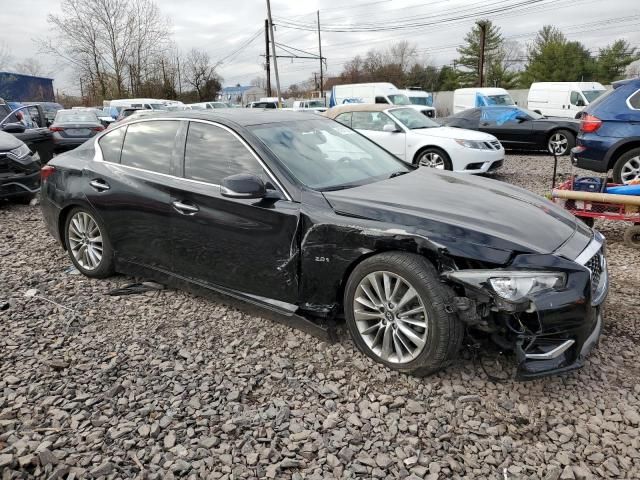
582 90 606 103
389 107 439 129
308 100 325 108
409 96 433 107
55 111 99 123
486 94 514 106
149 104 166 110
388 94 411 106
250 119 410 191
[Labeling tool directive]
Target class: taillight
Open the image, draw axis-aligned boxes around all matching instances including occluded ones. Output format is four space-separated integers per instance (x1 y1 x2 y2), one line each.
41 165 56 181
92 126 105 132
49 126 63 132
580 114 602 133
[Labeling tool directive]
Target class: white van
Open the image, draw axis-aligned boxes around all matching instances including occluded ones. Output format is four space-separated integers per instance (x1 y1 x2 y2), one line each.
453 88 514 114
329 83 412 108
292 99 326 112
399 88 436 117
527 82 606 118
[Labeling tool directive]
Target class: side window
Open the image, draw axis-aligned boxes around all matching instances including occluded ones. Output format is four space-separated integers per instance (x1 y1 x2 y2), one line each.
335 112 352 127
99 127 126 163
570 91 579 105
375 96 389 104
184 122 265 185
120 120 179 174
352 111 396 131
628 90 640 110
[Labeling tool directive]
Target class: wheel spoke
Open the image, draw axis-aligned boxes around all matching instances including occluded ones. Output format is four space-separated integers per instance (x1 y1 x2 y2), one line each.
397 323 426 348
361 322 382 335
380 326 393 361
398 315 427 328
396 286 418 310
367 273 385 304
383 272 392 302
398 306 425 318
355 296 377 310
360 283 380 307
354 309 383 321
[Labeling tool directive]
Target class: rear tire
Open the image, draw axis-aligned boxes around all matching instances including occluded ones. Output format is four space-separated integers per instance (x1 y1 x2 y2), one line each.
623 225 640 249
548 129 575 156
414 147 453 171
612 148 640 184
64 207 114 278
343 252 463 376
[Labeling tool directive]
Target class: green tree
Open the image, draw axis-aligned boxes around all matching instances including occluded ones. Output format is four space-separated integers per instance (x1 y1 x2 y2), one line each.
405 64 440 91
521 25 594 86
596 40 640 83
455 19 504 87
437 65 460 91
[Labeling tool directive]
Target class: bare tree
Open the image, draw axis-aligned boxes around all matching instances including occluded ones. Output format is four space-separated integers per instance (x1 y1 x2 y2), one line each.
0 41 12 71
184 48 221 100
13 58 52 77
387 41 417 72
250 76 267 89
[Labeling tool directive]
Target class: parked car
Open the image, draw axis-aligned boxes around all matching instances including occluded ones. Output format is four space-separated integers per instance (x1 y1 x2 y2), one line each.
453 87 514 113
572 78 640 184
291 99 327 112
74 107 115 127
326 104 504 173
184 103 208 110
527 82 606 119
0 131 41 203
206 101 232 109
399 88 436 117
116 107 145 121
442 106 580 156
29 102 63 125
247 100 278 109
0 101 54 163
49 110 104 152
40 110 607 379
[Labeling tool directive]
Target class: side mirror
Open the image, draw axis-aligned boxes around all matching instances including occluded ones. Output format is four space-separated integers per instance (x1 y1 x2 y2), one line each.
221 173 266 199
2 122 26 133
383 123 399 133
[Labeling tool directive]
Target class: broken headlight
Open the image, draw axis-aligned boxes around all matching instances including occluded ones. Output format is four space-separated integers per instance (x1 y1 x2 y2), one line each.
447 270 566 302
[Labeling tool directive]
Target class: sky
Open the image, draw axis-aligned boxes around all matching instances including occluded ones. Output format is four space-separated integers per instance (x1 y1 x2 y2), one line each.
1 0 640 95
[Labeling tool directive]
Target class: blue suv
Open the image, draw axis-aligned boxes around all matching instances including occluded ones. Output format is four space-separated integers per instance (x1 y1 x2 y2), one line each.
572 78 640 184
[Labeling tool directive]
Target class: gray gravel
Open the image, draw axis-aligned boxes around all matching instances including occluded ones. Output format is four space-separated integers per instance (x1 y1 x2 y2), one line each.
1 153 639 479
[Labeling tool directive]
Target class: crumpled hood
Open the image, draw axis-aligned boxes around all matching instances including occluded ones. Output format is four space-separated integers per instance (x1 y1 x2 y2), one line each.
412 126 498 141
323 169 591 256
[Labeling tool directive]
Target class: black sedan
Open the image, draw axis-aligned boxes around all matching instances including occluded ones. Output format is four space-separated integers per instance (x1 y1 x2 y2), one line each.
0 131 41 203
49 110 104 152
442 106 580 155
40 110 607 379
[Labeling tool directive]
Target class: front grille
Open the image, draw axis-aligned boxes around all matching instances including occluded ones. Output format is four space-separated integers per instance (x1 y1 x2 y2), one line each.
584 250 603 297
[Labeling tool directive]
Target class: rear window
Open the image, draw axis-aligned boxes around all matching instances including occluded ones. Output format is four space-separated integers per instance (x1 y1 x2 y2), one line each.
120 120 179 174
98 127 126 163
628 90 640 110
56 111 99 123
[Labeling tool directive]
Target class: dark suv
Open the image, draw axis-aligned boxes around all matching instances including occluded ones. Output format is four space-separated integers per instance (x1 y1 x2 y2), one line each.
0 100 54 163
572 78 640 184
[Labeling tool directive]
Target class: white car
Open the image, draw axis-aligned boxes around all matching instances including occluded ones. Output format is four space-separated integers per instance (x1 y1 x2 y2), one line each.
326 104 504 173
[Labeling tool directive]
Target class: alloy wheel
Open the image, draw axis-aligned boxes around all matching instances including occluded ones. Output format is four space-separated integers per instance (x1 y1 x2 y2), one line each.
352 271 429 364
419 152 445 169
620 155 640 184
548 133 568 155
68 211 103 271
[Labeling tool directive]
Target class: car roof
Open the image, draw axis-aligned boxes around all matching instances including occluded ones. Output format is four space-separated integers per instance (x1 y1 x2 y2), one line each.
119 109 320 127
325 103 403 118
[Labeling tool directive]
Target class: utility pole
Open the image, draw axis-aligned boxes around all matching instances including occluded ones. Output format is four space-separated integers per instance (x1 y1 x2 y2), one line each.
176 55 182 95
478 21 487 88
266 0 282 107
317 10 324 100
264 19 271 97
79 77 84 105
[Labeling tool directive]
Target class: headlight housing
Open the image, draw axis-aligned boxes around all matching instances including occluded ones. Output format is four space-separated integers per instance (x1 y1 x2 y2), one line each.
454 139 491 150
447 270 566 302
8 143 32 159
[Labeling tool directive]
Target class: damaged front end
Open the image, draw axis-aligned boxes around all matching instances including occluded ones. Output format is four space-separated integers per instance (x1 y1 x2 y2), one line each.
443 232 608 380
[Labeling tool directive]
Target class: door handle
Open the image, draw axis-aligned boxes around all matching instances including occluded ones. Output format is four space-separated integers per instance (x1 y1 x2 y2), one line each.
172 200 199 215
89 179 110 191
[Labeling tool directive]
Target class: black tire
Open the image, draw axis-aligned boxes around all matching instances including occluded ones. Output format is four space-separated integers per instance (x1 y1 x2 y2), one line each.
612 147 640 185
414 147 453 171
64 206 114 278
343 252 463 376
623 225 640 249
581 217 595 228
547 129 575 156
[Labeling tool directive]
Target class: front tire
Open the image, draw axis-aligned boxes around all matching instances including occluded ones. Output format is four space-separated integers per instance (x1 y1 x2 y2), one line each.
343 252 463 376
548 129 575 156
414 147 453 171
612 148 640 184
64 207 114 278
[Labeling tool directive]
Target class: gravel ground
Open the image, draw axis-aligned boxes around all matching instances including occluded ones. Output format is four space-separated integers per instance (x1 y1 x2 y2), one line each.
1 153 639 480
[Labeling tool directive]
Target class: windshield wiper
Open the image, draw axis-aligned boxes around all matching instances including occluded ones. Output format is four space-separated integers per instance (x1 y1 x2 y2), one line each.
389 170 409 179
321 183 363 192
